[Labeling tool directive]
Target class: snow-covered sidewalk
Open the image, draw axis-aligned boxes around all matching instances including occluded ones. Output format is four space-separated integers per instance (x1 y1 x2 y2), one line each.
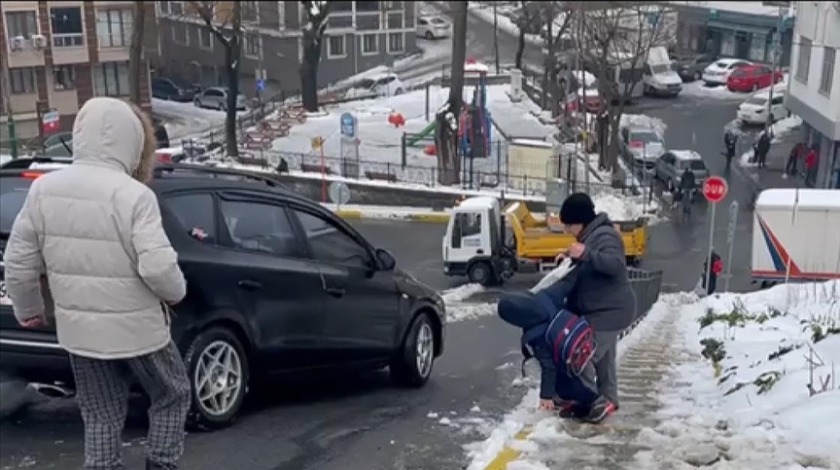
464 282 840 469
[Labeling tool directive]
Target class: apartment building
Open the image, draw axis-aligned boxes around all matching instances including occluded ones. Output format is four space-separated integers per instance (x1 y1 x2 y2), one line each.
154 1 418 98
0 1 155 141
785 1 840 188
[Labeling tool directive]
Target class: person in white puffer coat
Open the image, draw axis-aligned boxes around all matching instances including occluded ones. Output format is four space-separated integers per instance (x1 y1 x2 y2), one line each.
4 97 190 470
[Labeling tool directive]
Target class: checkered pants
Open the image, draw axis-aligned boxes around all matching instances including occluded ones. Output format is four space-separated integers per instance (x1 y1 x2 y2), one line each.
70 341 191 470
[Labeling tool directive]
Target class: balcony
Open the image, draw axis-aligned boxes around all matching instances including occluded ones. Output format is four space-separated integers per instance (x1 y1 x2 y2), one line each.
51 33 89 64
5 36 46 68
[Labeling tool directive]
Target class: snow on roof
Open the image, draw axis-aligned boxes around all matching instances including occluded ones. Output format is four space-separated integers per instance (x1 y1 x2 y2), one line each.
671 150 702 160
669 1 786 17
457 196 497 209
464 62 490 74
756 189 840 210
511 138 553 148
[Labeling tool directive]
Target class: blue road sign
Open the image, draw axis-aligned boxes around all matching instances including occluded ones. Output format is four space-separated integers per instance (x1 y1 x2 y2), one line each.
256 79 265 92
340 112 356 138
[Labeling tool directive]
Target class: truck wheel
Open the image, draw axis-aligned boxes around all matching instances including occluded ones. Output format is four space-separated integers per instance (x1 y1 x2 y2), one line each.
468 261 492 286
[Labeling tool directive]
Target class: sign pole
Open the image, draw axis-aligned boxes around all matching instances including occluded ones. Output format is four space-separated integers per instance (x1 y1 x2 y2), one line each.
320 142 326 203
701 176 729 296
725 200 739 292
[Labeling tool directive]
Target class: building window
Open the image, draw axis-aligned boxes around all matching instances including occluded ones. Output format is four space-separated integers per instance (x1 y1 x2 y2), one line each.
795 36 811 83
198 26 214 50
53 65 76 91
5 11 38 39
97 9 133 48
241 1 258 24
748 33 766 62
327 35 346 59
720 31 735 56
94 62 130 96
361 33 378 55
820 48 836 96
10 68 36 94
51 7 84 47
243 32 260 58
158 1 183 16
276 1 286 29
387 32 404 54
172 23 188 45
356 1 379 12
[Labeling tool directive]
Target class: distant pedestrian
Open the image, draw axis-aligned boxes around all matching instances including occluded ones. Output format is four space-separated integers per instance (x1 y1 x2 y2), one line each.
701 251 724 296
805 146 819 187
755 130 772 169
785 142 805 177
724 128 739 168
4 97 191 470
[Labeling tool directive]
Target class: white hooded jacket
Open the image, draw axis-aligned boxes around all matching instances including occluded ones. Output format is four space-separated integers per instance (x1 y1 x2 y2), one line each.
4 97 186 359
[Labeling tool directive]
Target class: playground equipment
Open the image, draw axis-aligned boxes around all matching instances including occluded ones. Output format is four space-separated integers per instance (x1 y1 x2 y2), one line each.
460 59 492 160
407 121 436 147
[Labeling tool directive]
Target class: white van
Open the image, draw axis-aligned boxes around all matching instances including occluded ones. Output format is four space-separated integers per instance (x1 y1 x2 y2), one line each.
752 188 840 286
737 84 788 125
642 46 683 97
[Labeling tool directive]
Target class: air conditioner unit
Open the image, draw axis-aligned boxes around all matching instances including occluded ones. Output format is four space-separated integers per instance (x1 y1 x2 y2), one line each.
31 34 47 50
10 36 25 51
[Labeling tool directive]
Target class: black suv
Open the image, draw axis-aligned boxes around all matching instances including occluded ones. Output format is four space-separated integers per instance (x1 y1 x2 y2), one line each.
0 160 446 429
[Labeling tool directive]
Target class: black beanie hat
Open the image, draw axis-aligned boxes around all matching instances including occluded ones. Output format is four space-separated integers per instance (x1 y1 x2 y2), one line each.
559 192 597 225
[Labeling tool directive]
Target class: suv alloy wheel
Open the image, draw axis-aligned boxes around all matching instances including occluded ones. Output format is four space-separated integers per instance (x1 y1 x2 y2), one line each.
390 313 436 387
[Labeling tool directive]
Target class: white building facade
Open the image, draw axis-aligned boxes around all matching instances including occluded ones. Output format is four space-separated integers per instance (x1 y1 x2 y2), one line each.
784 1 840 188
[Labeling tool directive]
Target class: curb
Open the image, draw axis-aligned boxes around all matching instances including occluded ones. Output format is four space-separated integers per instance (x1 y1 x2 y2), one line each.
480 311 652 469
333 209 450 223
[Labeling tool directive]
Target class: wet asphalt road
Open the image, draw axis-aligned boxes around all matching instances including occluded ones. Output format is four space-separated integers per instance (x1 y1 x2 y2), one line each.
0 17 765 470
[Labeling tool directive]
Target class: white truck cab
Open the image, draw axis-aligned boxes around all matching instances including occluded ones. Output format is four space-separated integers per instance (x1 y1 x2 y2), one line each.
442 197 511 285
642 46 683 97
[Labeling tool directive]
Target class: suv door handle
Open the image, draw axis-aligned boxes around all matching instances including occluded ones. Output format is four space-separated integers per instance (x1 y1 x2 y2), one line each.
325 287 346 298
237 279 262 291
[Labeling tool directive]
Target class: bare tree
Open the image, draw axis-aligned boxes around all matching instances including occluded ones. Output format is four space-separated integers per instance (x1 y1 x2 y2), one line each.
190 1 249 158
300 1 330 112
542 3 574 117
579 4 673 172
435 1 468 185
512 2 538 70
128 1 147 106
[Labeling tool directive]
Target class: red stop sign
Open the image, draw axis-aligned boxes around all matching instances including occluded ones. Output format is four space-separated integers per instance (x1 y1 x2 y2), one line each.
703 176 728 203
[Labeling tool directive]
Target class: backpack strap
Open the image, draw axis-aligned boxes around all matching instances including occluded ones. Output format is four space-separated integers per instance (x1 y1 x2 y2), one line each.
520 323 547 377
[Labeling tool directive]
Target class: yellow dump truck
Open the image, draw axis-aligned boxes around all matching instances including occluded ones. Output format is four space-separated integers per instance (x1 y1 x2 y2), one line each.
442 196 648 286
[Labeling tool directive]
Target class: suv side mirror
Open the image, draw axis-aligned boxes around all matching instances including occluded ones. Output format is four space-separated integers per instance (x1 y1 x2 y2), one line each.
375 248 396 271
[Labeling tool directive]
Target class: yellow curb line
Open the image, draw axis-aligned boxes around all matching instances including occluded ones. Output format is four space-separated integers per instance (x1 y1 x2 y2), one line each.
333 209 365 220
332 210 450 223
483 428 533 470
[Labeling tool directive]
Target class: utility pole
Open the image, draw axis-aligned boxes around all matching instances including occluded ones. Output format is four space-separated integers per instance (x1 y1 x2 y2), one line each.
578 1 590 192
1 53 18 159
765 6 783 131
493 3 500 74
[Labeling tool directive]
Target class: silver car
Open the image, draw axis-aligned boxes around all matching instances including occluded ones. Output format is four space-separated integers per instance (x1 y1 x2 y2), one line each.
620 126 666 171
194 87 246 111
654 150 710 192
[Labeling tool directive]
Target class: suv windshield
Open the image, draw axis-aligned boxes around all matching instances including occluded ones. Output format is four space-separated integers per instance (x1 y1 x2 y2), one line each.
0 177 33 234
688 160 707 171
630 131 660 143
650 64 671 75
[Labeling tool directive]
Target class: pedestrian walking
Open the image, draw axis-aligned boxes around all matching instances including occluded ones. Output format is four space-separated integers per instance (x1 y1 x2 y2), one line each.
724 127 739 169
805 146 819 187
785 142 805 177
4 97 191 470
755 129 772 169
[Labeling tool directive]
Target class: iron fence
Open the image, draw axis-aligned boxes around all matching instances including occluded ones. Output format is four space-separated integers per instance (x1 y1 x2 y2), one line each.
627 269 664 323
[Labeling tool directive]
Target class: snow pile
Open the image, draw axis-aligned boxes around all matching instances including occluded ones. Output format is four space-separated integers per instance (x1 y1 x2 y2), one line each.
681 82 747 101
592 192 659 223
620 113 667 136
152 98 248 141
441 284 497 322
739 115 803 167
468 3 543 47
653 281 840 468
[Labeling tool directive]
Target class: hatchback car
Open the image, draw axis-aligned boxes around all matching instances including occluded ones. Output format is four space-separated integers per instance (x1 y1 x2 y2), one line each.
620 126 666 171
654 150 710 192
416 16 450 39
152 77 198 102
702 59 752 86
194 87 247 111
671 53 717 82
0 162 446 430
737 86 788 125
347 73 405 98
726 65 784 92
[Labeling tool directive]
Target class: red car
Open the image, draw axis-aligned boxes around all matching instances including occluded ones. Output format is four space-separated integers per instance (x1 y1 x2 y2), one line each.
726 65 784 92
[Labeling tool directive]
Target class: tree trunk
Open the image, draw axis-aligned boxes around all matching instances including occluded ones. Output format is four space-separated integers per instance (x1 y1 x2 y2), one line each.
127 1 146 106
224 2 242 158
300 42 320 112
435 1 467 185
515 29 525 70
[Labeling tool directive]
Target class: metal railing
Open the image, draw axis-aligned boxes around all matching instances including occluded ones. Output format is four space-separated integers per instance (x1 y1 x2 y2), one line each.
627 269 664 323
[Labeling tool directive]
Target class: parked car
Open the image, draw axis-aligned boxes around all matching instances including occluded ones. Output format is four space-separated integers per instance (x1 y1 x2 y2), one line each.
41 132 73 149
561 70 603 113
194 87 247 111
726 65 785 92
346 73 405 98
0 162 446 429
737 85 788 125
702 59 752 86
620 126 666 171
152 77 199 102
416 15 450 39
654 150 710 192
671 53 717 82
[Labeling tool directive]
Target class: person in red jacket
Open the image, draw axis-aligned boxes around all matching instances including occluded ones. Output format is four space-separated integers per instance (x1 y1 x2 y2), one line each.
701 251 723 295
804 146 819 187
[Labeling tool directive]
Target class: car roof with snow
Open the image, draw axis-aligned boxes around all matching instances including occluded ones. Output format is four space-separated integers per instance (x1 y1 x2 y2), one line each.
712 58 748 67
670 150 702 161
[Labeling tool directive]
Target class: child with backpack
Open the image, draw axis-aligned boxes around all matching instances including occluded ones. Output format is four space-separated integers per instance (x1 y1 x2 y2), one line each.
497 258 610 424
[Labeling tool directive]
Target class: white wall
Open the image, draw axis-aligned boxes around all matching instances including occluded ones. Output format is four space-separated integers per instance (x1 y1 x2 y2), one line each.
787 1 840 124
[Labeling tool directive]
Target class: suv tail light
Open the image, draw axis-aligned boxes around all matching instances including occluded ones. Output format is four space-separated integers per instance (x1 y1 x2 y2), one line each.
21 171 45 180
157 153 172 164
